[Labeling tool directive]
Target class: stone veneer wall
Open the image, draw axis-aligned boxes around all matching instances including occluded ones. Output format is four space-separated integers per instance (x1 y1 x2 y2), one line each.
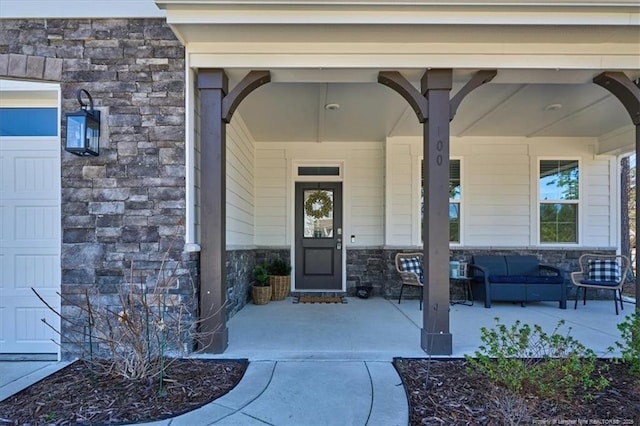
226 250 254 319
0 19 190 360
347 247 618 301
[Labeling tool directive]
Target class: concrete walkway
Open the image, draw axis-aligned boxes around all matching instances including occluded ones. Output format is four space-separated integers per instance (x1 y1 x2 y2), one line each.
0 297 631 425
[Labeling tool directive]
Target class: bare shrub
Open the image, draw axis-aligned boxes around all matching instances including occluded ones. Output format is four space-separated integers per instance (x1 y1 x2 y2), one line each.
33 250 220 391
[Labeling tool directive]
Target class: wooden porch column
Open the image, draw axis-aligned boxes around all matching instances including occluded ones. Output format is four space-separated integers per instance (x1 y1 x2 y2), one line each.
197 69 229 353
421 69 454 354
379 69 496 355
594 72 640 311
197 69 271 353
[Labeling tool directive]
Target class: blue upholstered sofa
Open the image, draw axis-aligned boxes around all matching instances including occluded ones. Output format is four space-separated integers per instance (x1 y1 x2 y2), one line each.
469 255 567 309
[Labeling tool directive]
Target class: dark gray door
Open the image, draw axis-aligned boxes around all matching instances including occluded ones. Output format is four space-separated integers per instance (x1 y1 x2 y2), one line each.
295 182 343 290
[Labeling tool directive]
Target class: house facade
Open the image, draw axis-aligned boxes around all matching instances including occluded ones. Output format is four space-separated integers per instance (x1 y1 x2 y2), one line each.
0 0 638 359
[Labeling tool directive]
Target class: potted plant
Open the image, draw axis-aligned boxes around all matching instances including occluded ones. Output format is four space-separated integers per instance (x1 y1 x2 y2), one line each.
252 262 271 305
268 258 292 301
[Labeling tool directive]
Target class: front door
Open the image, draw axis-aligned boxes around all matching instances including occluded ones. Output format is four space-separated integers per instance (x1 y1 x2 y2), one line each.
295 182 343 290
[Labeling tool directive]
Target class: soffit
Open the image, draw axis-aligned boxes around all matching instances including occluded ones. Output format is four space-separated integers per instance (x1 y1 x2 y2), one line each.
157 1 640 146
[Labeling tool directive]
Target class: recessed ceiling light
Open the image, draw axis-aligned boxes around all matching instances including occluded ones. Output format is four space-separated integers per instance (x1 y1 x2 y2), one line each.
324 103 340 111
544 103 562 111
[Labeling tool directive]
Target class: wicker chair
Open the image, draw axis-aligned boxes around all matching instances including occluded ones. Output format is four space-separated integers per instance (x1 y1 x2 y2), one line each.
395 252 424 310
570 253 631 315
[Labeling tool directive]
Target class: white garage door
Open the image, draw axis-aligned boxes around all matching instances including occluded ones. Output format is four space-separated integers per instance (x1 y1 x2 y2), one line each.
0 83 61 356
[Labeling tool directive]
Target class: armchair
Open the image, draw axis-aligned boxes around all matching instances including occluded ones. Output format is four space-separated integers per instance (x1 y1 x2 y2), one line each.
395 252 424 310
570 253 631 315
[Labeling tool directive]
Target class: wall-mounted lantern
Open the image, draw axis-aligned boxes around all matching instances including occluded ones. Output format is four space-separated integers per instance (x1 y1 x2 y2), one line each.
65 89 100 156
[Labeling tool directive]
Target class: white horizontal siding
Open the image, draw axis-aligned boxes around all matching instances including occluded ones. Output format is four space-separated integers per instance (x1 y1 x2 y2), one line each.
254 141 384 247
582 157 614 246
387 142 415 246
254 148 287 246
226 116 256 247
386 136 617 248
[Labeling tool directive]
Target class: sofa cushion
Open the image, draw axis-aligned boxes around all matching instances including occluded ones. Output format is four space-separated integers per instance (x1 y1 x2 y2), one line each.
587 259 621 282
580 279 619 287
472 255 508 276
399 256 423 282
505 255 539 276
489 275 529 284
525 275 564 284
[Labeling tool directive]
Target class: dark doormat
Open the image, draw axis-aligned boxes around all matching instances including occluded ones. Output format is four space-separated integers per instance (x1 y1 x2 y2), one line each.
294 296 347 304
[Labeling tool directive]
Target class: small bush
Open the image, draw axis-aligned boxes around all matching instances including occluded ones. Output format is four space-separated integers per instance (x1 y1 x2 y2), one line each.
465 318 609 401
33 250 219 393
268 258 291 276
254 262 270 286
613 311 640 378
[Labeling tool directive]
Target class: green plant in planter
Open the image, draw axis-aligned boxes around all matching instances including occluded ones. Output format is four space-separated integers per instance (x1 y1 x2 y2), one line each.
267 258 291 301
268 258 292 276
254 263 270 286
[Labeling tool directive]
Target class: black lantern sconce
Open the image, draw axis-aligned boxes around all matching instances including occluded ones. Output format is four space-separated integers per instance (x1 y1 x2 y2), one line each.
65 89 100 156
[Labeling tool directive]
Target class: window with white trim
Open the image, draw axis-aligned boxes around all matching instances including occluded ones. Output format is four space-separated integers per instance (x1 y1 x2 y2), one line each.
539 159 579 244
421 159 461 243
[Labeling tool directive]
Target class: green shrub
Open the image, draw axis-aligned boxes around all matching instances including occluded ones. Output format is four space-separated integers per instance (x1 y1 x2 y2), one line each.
268 258 291 276
254 262 270 286
613 311 640 378
465 318 609 401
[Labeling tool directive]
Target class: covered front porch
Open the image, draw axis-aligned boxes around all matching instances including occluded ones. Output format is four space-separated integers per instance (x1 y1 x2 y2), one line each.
213 296 629 361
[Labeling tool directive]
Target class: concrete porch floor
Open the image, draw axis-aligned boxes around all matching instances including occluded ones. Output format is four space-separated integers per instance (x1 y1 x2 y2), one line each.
0 296 633 425
211 296 631 361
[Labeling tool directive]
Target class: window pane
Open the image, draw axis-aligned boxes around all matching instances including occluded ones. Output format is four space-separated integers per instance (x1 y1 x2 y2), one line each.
449 202 460 243
298 166 340 176
540 203 578 243
449 159 461 200
0 108 57 136
540 160 579 201
303 189 334 238
421 159 462 243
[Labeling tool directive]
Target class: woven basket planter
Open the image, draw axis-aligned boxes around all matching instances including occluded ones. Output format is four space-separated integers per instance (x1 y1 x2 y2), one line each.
252 285 272 305
269 275 291 301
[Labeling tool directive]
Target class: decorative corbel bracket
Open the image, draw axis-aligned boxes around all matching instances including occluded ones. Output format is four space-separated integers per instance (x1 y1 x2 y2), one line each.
378 71 429 123
450 70 497 120
378 69 497 123
594 71 640 125
222 70 271 123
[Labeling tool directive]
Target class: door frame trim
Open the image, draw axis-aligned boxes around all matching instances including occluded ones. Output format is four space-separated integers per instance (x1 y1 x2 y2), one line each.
290 160 346 292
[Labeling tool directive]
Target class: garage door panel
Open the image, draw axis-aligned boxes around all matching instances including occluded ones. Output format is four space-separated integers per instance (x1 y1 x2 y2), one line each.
15 205 59 240
1 129 60 355
0 302 57 353
14 156 59 193
15 254 59 289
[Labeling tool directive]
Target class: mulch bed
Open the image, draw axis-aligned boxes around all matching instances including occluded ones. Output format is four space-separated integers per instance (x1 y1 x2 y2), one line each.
394 358 640 425
0 359 247 425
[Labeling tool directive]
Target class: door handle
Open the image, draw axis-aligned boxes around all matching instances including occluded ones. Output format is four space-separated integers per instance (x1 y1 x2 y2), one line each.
336 238 342 250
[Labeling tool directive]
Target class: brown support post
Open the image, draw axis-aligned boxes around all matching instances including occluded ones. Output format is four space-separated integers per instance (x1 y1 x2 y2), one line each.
197 69 229 353
379 69 495 355
421 69 453 355
594 72 640 311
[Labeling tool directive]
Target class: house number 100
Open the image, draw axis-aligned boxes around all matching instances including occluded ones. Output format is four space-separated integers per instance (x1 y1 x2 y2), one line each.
436 139 444 166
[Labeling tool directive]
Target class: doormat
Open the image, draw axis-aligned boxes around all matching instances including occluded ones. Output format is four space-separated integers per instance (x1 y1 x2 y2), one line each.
294 296 347 304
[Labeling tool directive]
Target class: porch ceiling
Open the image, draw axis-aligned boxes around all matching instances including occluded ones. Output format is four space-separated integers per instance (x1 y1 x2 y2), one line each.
159 1 640 149
229 68 638 145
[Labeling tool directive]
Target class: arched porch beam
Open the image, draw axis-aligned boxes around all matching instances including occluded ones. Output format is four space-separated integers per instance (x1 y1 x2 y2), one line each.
593 72 640 125
198 69 271 353
450 70 497 120
222 70 271 123
378 71 428 123
594 71 640 312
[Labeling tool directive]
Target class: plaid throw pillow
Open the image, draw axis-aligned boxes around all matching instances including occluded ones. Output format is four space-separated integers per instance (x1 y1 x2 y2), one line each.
400 257 423 282
587 259 621 282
